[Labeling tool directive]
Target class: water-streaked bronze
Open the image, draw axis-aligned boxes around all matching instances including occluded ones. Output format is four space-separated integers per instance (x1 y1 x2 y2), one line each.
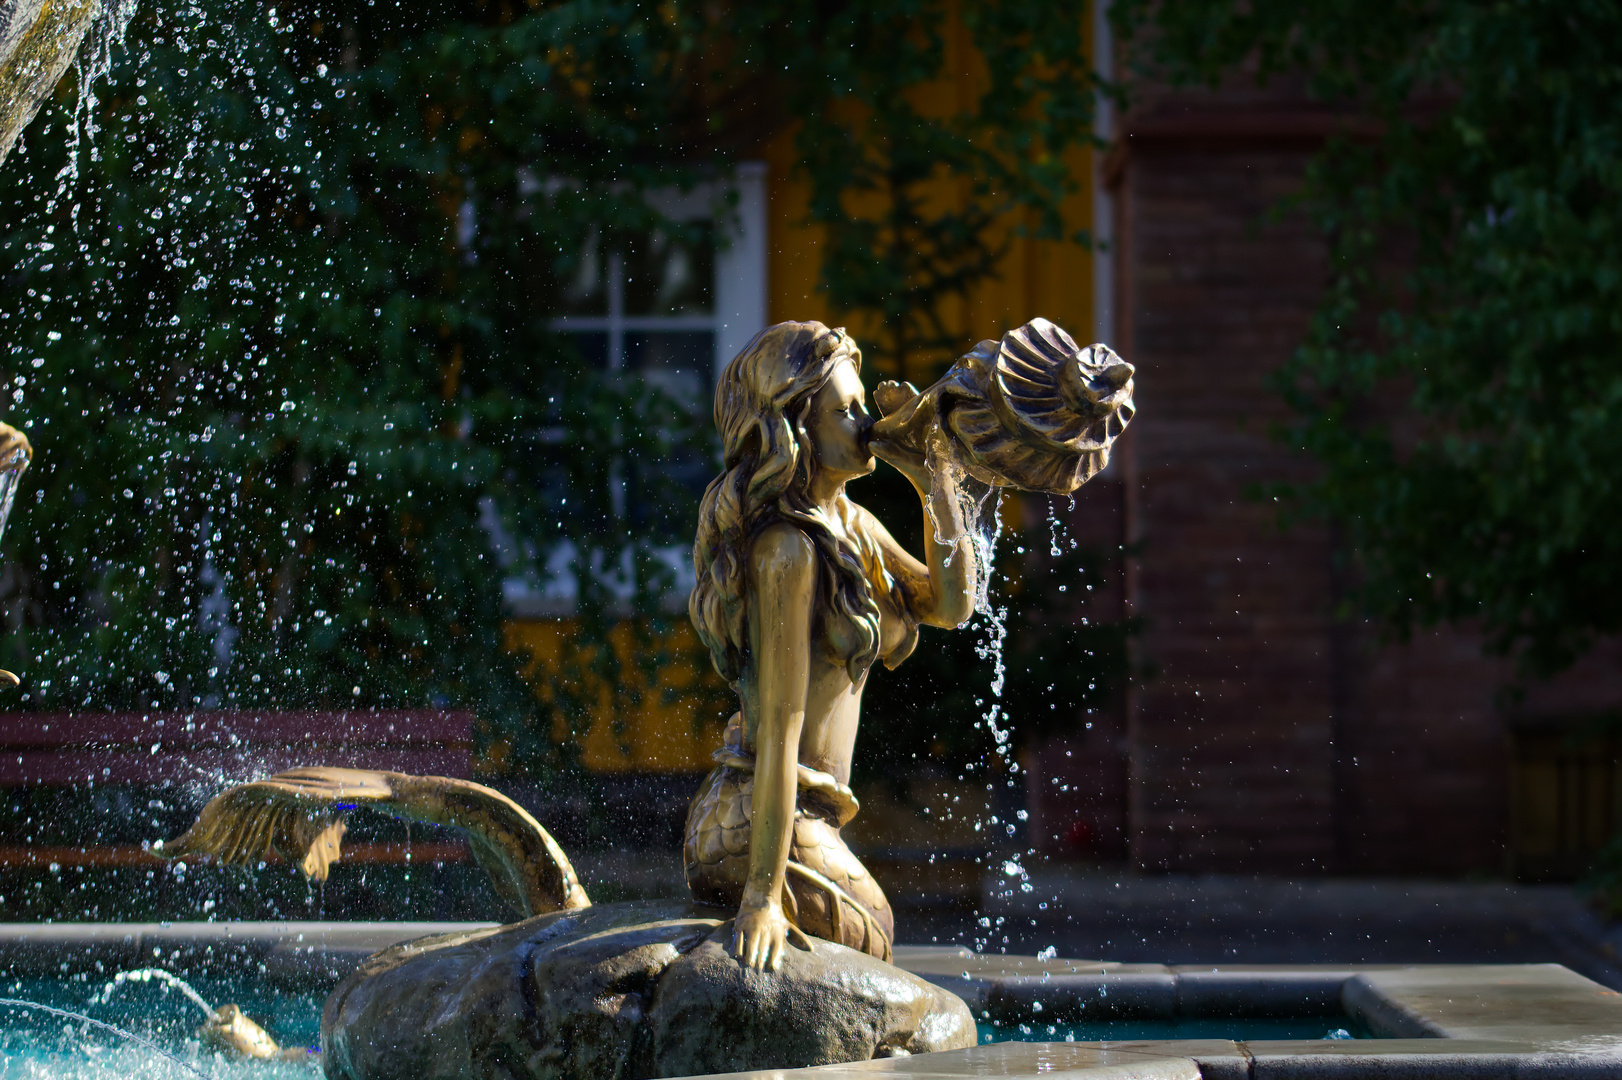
686 318 1128 971
200 1003 313 1062
0 0 97 166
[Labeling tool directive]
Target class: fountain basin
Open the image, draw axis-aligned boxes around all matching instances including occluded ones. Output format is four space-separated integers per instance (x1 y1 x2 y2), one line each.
4 922 1622 1078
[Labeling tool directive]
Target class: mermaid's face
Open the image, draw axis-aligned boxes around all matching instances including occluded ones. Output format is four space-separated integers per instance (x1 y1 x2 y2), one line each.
807 360 875 482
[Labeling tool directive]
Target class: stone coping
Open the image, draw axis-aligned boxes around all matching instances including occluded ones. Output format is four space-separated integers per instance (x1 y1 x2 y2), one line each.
0 920 498 983
4 924 1622 1076
672 1039 1622 1080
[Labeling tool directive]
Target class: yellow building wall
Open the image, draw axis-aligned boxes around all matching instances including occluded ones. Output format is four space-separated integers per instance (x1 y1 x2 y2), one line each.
505 618 731 773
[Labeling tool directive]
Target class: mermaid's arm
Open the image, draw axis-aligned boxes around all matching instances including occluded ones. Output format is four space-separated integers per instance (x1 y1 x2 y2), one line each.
734 523 816 971
854 464 976 630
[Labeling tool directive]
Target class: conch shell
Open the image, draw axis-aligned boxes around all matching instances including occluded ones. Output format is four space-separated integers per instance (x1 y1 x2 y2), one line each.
871 318 1135 495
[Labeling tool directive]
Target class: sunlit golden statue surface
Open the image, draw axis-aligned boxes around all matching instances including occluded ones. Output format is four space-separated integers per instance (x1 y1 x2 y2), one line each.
684 321 979 970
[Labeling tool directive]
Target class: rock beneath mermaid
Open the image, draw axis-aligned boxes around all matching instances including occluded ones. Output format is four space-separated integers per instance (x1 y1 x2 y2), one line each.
321 899 976 1080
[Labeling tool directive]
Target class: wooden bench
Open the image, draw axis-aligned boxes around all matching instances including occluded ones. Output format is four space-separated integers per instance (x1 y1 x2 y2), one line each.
0 709 473 785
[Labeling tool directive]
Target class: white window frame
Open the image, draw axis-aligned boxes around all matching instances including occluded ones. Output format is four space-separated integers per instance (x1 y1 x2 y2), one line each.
547 161 768 383
504 163 768 618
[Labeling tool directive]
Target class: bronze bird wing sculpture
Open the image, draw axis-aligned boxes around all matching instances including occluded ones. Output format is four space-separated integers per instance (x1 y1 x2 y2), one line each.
160 766 590 918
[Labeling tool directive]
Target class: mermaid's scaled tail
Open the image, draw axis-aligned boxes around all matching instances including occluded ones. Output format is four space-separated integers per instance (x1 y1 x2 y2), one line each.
162 766 590 918
684 761 894 962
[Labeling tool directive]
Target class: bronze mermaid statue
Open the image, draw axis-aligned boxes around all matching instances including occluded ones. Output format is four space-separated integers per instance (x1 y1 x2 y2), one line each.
161 317 1133 977
683 321 981 970
683 317 1133 969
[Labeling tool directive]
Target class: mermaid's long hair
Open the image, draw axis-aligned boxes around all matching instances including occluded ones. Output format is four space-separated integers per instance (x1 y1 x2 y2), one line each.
690 321 893 685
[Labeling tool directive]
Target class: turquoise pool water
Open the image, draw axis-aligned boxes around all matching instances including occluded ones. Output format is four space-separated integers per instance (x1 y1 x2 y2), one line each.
0 974 322 1078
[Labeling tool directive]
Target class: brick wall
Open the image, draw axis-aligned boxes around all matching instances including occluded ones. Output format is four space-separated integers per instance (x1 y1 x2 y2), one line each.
1023 480 1131 863
1116 130 1339 872
1103 83 1622 876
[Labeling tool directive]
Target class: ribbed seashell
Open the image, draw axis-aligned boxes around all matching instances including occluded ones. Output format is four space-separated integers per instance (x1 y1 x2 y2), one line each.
918 318 1133 495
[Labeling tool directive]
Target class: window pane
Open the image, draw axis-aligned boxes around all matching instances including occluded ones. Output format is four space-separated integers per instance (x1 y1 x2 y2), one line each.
627 331 713 410
622 224 714 316
629 447 712 534
547 232 608 316
562 330 610 369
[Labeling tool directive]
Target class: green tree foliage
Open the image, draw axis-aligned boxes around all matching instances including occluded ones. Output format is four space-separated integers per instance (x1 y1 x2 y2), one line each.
0 0 1111 777
1 0 717 775
1113 1 1622 678
725 3 1100 380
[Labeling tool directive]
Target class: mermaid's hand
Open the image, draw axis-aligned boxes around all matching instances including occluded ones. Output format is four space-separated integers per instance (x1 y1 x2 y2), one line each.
732 897 814 971
869 381 936 484
873 379 920 419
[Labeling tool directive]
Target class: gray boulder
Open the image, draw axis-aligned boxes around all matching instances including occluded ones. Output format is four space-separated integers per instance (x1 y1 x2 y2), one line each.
321 899 976 1080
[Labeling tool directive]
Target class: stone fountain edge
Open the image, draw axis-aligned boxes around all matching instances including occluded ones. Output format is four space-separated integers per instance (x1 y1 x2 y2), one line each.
4 922 1622 1078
